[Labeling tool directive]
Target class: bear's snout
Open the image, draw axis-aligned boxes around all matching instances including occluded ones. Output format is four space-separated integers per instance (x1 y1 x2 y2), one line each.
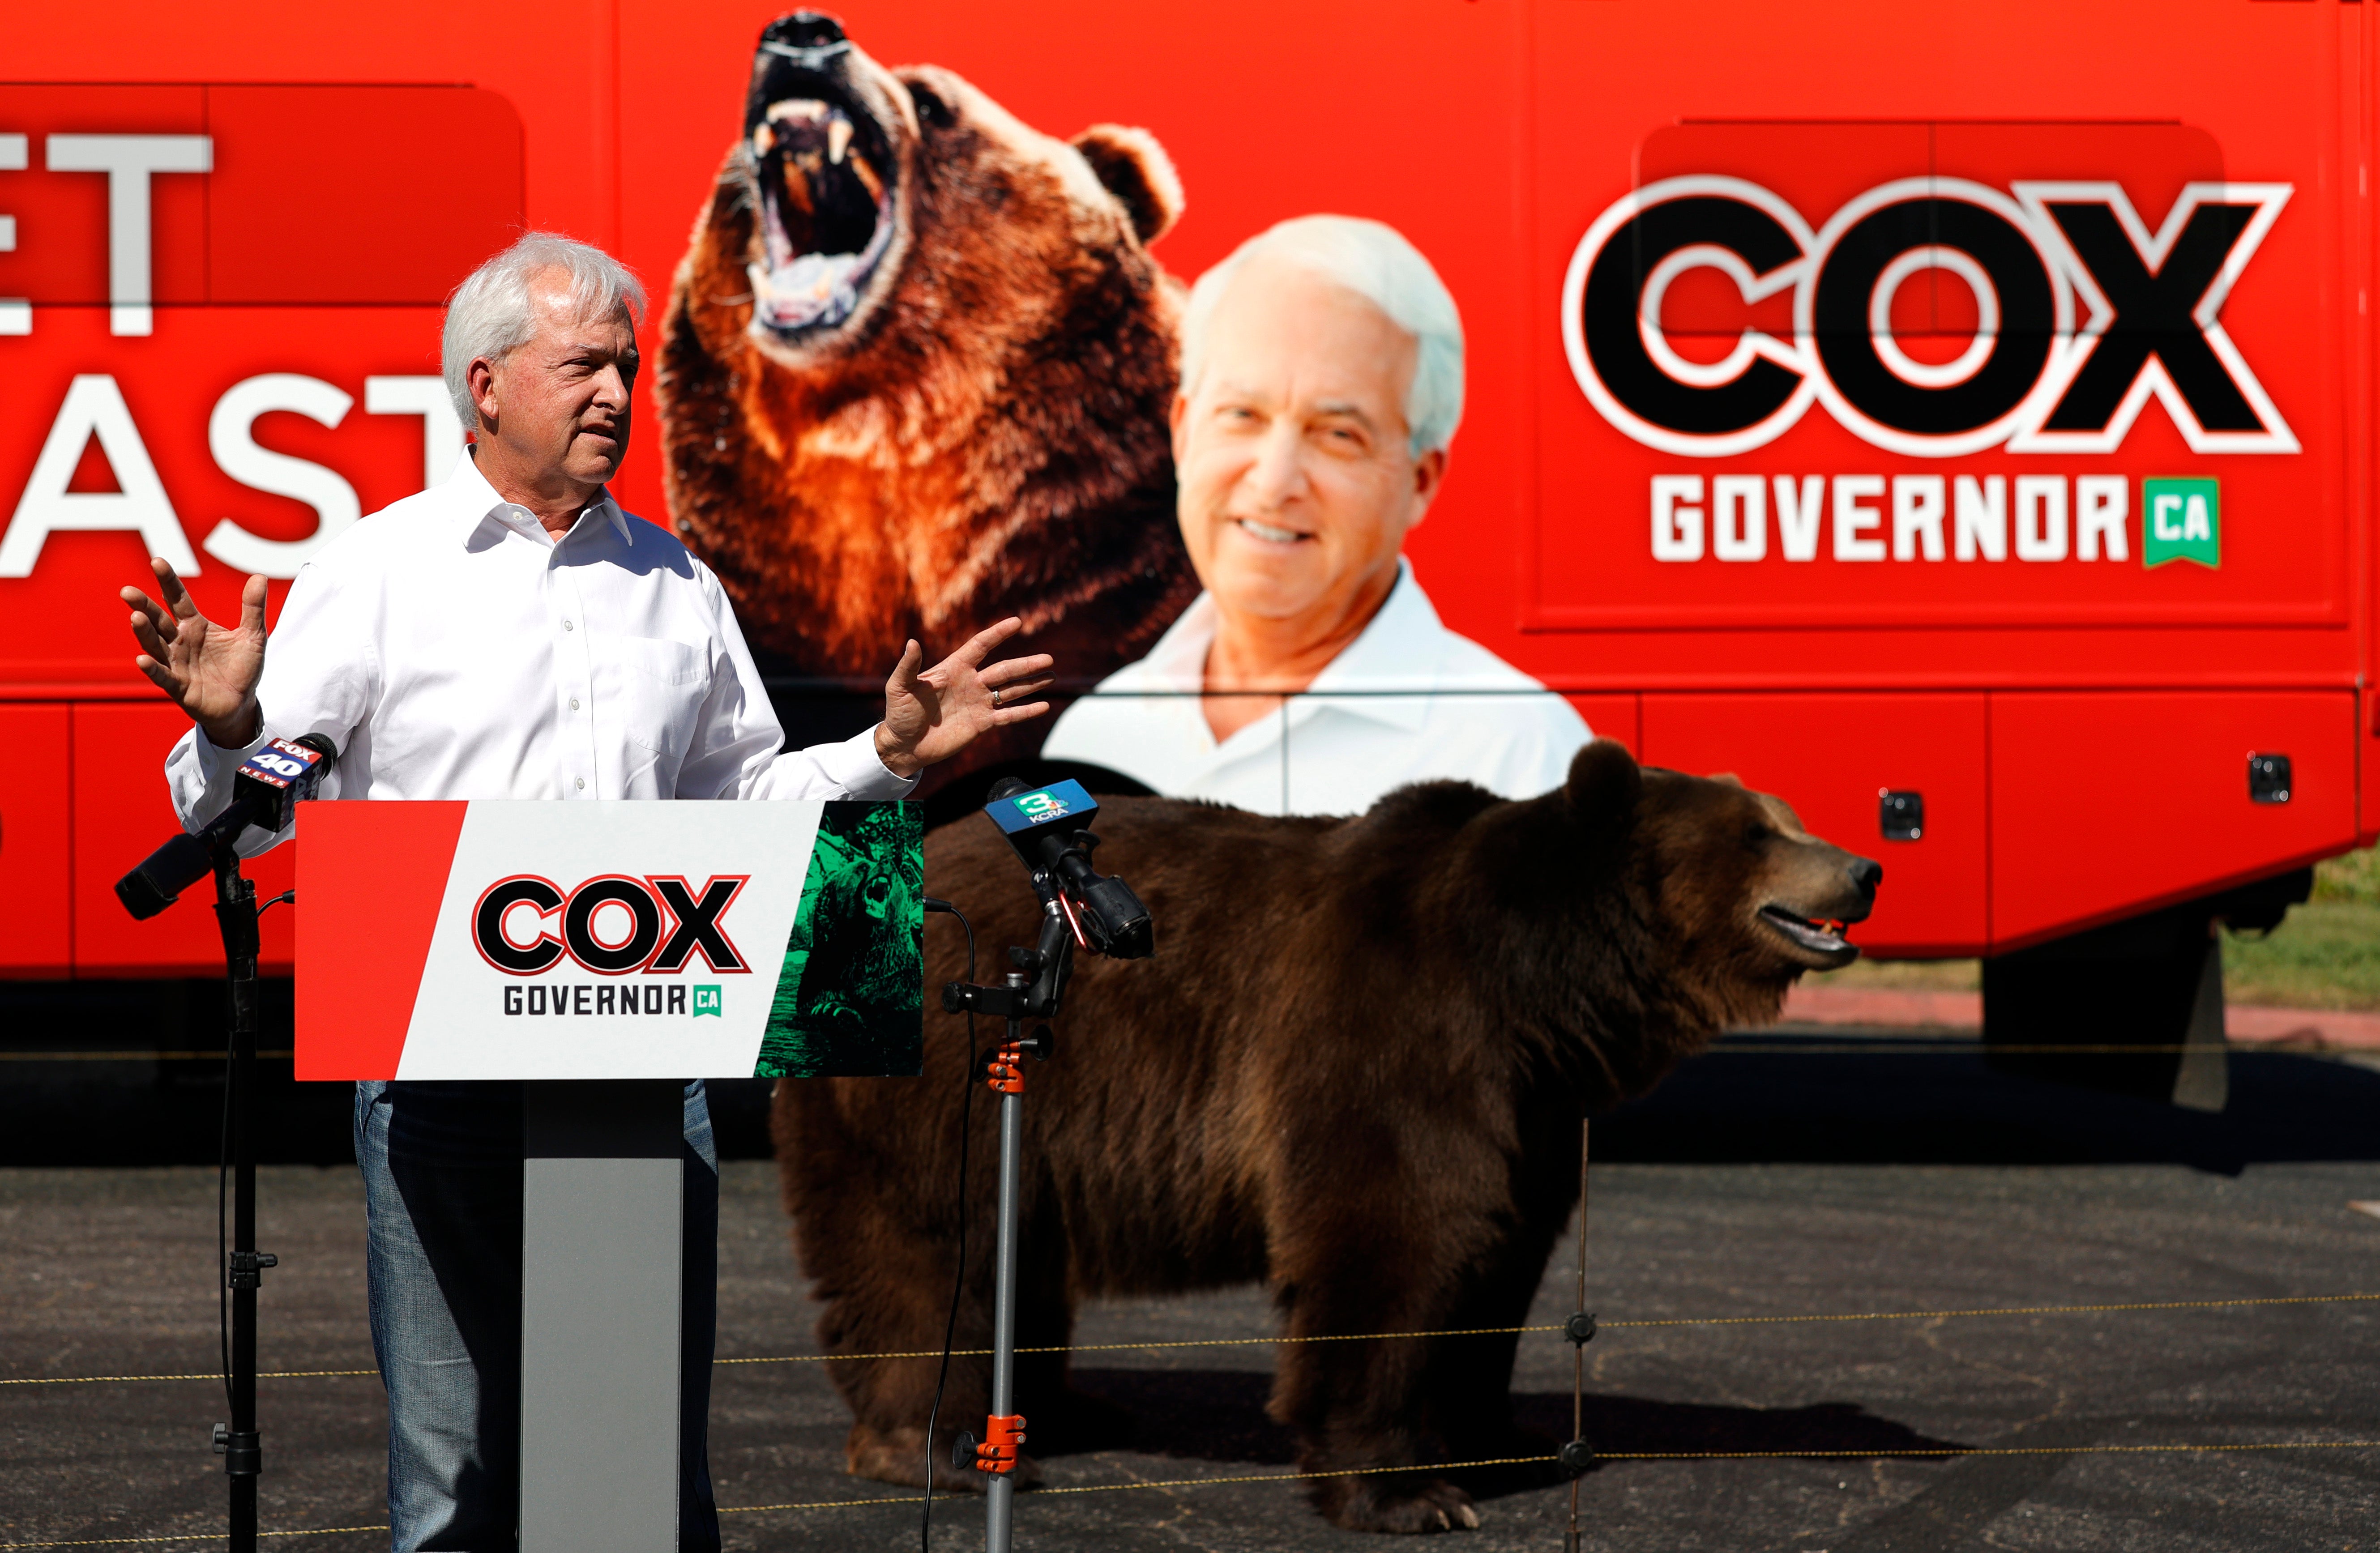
764 11 846 53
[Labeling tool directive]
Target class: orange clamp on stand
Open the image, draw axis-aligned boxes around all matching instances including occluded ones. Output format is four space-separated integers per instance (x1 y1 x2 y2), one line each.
986 1043 1027 1094
974 1412 1026 1474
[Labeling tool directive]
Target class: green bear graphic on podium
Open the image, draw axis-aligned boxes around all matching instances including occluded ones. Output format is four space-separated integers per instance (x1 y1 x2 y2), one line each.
756 802 924 1078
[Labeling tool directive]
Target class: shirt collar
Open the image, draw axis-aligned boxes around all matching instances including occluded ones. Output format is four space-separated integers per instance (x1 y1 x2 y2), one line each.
1131 591 1222 691
443 451 634 550
1295 560 1445 732
1131 559 1449 736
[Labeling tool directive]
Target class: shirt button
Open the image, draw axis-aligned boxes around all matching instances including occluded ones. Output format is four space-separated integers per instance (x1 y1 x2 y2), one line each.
562 619 575 632
570 697 581 711
575 777 585 790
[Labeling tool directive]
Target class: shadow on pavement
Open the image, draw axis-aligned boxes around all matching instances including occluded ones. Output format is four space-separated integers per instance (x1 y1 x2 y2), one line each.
1056 1366 1965 1499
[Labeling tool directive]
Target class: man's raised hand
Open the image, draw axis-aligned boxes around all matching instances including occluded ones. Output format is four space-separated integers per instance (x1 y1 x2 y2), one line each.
121 559 268 749
873 617 1056 778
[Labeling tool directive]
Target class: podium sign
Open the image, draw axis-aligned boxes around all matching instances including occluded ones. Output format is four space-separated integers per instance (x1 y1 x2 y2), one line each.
295 798 923 1551
294 799 923 1081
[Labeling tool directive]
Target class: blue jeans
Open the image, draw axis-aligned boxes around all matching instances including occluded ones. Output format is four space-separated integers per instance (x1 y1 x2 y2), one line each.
355 1080 722 1552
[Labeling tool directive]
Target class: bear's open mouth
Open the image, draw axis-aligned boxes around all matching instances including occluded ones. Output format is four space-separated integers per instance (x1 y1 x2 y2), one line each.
1757 904 1859 964
745 83 897 337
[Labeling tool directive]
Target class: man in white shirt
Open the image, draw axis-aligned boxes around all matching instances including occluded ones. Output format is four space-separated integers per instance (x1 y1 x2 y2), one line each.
118 234 1052 1553
1042 215 1587 816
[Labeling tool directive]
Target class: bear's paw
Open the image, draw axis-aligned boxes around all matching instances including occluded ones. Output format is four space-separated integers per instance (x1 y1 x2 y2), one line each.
1314 1472 1482 1535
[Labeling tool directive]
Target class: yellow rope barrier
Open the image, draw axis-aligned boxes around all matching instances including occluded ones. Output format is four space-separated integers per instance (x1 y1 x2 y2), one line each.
713 1289 2380 1363
0 1527 383 1549
710 1438 2380 1513
0 1368 375 1387
719 1453 1564 1512
1591 1289 2380 1329
11 1291 2372 1387
10 1440 2377 1546
0 1039 2359 1062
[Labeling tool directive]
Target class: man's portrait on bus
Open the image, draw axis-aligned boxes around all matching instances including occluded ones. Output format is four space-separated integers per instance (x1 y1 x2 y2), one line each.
1041 215 1591 815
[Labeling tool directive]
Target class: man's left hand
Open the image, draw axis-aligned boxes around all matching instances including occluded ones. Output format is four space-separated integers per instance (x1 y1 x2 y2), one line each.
874 618 1056 778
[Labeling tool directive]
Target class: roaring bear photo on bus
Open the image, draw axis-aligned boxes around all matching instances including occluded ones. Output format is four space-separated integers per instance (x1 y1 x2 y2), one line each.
656 12 1198 792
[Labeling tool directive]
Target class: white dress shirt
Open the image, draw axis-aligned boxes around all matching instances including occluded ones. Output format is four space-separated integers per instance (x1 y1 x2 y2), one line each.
168 453 914 849
1041 559 1590 816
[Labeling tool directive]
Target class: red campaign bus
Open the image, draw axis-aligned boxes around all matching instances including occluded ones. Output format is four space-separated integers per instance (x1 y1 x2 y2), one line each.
1 0 2371 1074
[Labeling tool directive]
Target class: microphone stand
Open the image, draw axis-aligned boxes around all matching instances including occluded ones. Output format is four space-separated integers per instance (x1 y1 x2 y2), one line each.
114 735 332 1553
941 899 1076 1553
209 850 273 1553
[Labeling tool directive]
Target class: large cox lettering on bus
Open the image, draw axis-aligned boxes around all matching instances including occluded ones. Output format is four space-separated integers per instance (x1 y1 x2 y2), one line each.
1562 174 2296 459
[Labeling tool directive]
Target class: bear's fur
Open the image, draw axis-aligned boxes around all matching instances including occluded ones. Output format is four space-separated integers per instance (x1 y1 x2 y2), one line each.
773 742 1882 1533
656 13 1198 791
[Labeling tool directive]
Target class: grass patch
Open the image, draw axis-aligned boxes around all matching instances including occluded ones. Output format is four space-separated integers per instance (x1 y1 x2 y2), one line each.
1815 845 2380 1010
2313 843 2380 905
1819 956 1979 992
2224 901 2380 1011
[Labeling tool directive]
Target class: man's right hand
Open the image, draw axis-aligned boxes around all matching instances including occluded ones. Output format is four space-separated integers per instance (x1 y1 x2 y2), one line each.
122 559 268 749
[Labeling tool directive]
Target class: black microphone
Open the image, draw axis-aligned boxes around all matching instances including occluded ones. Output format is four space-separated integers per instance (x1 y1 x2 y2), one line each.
115 732 339 921
982 776 1154 960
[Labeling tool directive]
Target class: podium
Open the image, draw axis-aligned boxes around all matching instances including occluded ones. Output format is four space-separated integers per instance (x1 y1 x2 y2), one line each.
297 799 923 1551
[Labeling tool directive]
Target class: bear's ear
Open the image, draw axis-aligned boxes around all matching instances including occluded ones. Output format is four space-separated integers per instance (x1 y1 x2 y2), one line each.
1072 124 1184 245
1709 772 1743 789
1564 738 1643 844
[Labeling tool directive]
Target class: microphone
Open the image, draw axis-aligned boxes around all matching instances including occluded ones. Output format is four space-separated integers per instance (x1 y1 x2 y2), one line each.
983 776 1154 960
115 733 339 921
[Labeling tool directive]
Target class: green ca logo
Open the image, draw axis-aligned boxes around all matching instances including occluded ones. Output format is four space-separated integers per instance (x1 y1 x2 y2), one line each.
1016 791 1067 819
692 985 722 1017
2143 478 2219 569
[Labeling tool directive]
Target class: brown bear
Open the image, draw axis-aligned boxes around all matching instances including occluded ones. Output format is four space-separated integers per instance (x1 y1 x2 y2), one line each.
655 11 1199 794
773 741 1882 1533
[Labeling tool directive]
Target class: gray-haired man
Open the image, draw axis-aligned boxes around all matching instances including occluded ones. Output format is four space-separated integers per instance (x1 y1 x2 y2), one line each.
117 233 1054 1551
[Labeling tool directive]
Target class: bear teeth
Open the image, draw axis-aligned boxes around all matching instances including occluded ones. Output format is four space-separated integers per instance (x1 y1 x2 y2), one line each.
747 94 895 336
848 150 884 204
1758 904 1852 956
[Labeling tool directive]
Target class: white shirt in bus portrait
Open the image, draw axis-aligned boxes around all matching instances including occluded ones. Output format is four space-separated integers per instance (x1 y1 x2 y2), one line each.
1041 559 1590 817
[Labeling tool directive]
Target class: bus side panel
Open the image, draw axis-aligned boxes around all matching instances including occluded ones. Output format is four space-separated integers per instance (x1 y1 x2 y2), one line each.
1568 693 1641 759
0 307 456 696
1639 693 1988 956
1988 690 2357 951
0 705 75 978
2355 3 2379 850
72 702 296 977
2363 688 2378 849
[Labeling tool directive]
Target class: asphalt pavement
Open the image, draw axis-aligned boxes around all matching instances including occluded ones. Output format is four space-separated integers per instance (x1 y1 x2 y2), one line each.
4 1035 2379 1552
